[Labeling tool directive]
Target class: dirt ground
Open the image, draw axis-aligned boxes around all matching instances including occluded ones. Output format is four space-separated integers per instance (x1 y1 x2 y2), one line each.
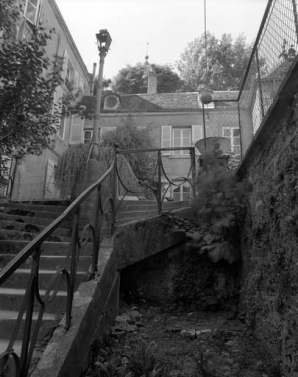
82 302 279 377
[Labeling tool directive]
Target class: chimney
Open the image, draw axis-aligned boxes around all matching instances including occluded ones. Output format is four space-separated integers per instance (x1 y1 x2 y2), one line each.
147 65 157 94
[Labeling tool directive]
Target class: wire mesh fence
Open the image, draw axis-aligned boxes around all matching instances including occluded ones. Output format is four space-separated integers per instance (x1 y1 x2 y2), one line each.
239 0 298 141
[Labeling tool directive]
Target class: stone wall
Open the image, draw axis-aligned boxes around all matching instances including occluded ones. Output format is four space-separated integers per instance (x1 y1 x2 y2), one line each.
120 244 241 310
238 93 298 375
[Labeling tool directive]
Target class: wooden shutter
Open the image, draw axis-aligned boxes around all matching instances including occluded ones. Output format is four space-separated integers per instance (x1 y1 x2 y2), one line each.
74 71 79 92
70 115 84 144
161 126 171 155
192 125 203 155
61 49 68 81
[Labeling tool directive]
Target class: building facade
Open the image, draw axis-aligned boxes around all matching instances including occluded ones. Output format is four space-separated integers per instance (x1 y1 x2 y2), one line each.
7 0 91 201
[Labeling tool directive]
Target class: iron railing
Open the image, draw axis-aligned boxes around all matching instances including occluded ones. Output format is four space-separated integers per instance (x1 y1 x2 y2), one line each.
0 145 195 376
0 151 117 377
115 146 196 213
237 0 298 154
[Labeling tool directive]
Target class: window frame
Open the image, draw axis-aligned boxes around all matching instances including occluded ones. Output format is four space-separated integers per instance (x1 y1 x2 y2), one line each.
222 126 241 154
24 0 42 25
69 114 85 144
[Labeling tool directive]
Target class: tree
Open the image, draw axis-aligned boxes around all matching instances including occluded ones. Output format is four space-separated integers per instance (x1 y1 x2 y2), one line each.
0 0 62 176
177 32 252 91
110 62 186 94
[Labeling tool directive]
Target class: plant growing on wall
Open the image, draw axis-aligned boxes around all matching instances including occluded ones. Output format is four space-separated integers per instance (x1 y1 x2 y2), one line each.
186 152 248 263
0 0 62 177
55 143 90 199
100 114 158 194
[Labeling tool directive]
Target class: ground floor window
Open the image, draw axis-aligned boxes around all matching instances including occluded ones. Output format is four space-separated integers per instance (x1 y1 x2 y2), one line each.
173 181 191 201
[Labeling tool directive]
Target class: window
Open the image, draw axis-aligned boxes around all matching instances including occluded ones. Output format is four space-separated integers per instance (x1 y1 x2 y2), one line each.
173 182 191 201
222 127 241 154
70 115 84 144
161 125 203 156
65 59 75 91
59 107 67 140
172 128 191 155
84 130 93 144
24 0 42 25
83 127 116 144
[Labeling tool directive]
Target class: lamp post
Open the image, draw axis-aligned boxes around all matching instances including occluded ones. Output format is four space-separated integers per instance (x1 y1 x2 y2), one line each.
199 87 213 150
91 29 112 158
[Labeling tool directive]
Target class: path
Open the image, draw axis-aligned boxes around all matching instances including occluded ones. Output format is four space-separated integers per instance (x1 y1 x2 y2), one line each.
83 303 276 377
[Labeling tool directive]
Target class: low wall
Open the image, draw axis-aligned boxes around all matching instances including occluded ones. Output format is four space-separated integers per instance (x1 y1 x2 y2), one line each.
238 59 298 375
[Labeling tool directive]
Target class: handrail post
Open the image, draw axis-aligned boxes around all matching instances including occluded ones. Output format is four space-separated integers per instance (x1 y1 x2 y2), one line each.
157 150 162 214
190 147 196 201
111 144 119 235
65 206 80 329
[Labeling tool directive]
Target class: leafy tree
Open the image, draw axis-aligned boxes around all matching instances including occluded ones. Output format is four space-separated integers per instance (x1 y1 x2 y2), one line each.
0 0 62 176
101 114 157 183
111 62 186 94
177 32 251 91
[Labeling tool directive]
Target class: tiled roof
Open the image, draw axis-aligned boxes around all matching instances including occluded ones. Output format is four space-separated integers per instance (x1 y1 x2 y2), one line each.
81 90 239 115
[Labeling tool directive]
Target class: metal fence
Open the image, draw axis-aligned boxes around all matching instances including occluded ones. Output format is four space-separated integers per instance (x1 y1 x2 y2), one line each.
238 0 298 154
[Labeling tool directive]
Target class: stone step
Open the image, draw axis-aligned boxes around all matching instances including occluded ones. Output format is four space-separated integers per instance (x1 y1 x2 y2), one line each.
0 254 92 272
0 207 71 220
0 202 68 213
0 229 70 243
1 268 88 291
0 212 72 228
0 310 59 341
0 240 70 254
0 220 71 238
0 287 73 313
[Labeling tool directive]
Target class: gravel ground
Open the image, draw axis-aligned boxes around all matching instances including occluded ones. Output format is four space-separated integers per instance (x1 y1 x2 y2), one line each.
83 303 279 377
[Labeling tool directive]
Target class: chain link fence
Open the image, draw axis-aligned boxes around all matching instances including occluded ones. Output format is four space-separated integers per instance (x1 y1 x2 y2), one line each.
239 0 298 151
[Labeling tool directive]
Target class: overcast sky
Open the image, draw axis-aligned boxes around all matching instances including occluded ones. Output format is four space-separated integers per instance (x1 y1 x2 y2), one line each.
55 0 268 79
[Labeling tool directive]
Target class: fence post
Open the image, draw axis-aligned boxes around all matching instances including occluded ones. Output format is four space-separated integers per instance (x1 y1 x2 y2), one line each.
256 49 265 119
292 0 298 44
157 150 162 214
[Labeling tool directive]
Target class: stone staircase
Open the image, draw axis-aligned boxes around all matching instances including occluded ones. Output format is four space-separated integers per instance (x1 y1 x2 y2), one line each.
0 201 92 366
0 198 190 372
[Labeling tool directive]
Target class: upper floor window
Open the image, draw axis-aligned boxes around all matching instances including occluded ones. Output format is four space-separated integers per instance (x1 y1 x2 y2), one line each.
103 95 120 111
222 127 241 154
161 125 203 156
25 0 42 25
65 59 75 91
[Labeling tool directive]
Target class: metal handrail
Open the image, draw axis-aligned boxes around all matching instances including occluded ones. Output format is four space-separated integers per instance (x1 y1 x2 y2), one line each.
0 150 117 377
0 145 196 376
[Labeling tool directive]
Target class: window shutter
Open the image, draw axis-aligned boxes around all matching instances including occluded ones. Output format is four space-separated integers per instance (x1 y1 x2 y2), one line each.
62 49 68 81
192 125 203 155
70 115 84 144
74 71 79 92
161 126 171 155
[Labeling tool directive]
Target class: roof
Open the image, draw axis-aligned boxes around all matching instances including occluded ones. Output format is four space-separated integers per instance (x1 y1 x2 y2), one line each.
81 90 239 115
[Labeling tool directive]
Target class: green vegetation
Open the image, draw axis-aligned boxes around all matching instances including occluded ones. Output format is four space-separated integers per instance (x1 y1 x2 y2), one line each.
177 32 251 91
111 62 186 94
0 0 62 177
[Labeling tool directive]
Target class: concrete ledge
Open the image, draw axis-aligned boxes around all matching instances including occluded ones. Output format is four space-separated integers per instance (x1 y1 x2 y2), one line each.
32 239 119 377
115 207 194 270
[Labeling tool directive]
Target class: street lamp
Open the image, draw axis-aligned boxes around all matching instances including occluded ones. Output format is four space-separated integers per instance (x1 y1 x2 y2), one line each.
91 29 112 157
